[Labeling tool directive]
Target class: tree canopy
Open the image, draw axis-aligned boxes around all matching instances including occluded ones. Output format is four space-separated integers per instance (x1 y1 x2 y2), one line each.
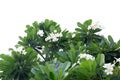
0 19 120 80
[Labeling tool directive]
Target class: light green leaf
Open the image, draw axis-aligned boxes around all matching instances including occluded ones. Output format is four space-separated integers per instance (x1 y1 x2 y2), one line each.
96 54 105 66
83 19 92 27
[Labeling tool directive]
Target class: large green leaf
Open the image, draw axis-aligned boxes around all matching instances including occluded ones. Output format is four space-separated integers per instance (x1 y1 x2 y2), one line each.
57 61 71 80
83 19 92 28
96 54 105 66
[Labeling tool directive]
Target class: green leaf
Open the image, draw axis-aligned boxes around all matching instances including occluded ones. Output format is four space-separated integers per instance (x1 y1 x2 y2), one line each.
108 35 114 43
56 52 69 62
72 60 97 80
67 48 77 63
58 62 71 80
31 68 42 79
88 43 99 53
75 28 82 32
77 22 83 27
50 25 55 32
93 28 102 33
83 19 92 27
96 54 105 66
0 54 14 63
46 63 56 80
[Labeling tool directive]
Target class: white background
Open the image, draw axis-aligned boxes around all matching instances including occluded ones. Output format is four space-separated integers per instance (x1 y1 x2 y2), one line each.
0 0 120 54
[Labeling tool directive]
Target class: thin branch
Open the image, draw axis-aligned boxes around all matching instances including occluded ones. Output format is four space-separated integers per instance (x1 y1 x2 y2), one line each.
33 48 46 61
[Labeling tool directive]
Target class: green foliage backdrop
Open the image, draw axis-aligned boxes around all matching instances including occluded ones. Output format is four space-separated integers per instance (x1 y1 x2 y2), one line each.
0 19 120 80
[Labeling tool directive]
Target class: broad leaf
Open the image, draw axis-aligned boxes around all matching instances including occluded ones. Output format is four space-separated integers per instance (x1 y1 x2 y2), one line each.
96 54 105 66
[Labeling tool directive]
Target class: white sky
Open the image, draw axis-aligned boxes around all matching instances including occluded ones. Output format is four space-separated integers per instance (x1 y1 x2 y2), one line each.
0 0 120 54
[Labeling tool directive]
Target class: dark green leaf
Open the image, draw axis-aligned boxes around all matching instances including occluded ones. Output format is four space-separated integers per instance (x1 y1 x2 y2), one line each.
108 35 114 43
77 22 83 27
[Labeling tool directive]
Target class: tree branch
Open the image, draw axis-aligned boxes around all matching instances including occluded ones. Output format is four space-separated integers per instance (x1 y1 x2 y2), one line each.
33 48 46 61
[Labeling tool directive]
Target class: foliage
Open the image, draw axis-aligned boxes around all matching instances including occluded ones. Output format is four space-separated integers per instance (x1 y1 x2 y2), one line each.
0 47 38 80
31 59 71 80
66 60 97 80
0 19 120 80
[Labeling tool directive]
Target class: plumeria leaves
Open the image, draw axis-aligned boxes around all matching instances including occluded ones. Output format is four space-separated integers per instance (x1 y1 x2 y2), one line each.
108 35 115 45
83 19 92 28
77 22 83 28
67 60 97 80
31 61 71 80
96 54 105 66
93 28 102 33
77 19 92 30
1 19 120 80
0 47 38 80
